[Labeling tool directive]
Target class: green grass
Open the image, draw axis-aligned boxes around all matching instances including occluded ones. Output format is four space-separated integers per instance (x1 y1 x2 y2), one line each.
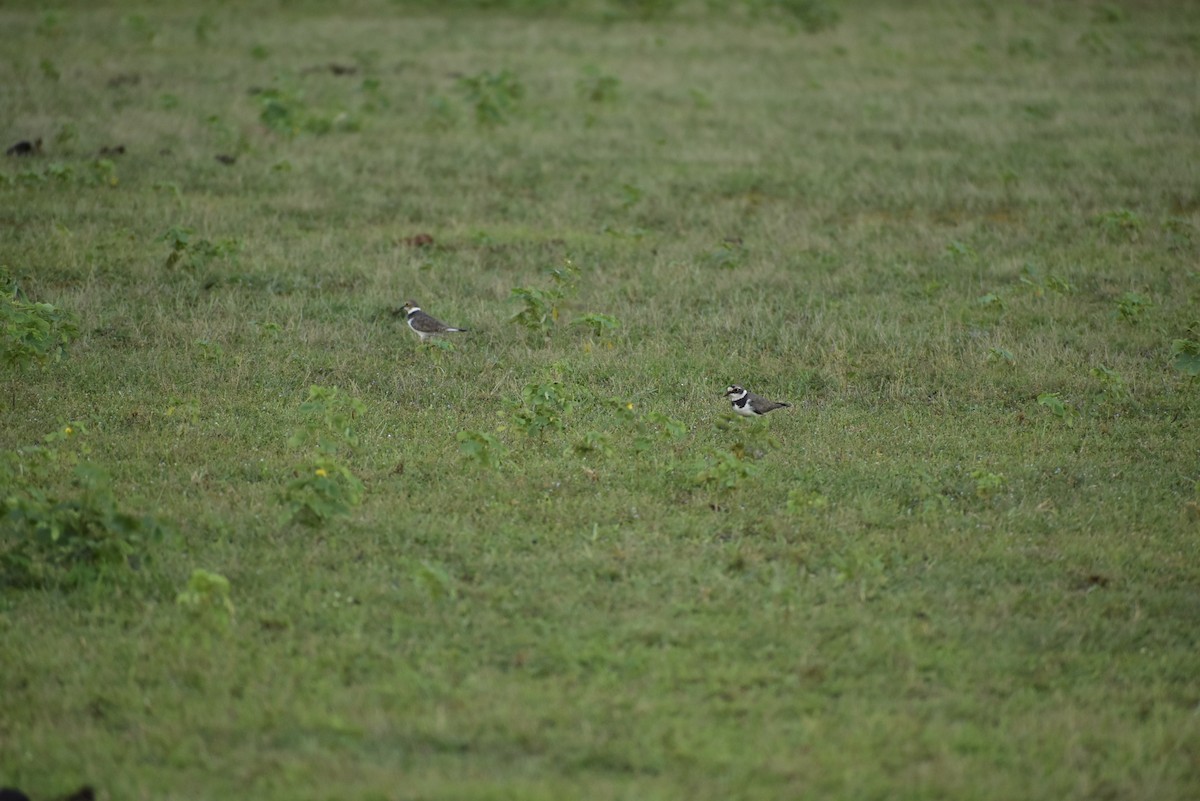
3 1 1200 798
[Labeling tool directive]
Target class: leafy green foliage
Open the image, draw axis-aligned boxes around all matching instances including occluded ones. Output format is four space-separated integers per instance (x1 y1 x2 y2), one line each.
1170 338 1200 378
602 398 687 454
412 560 456 603
1018 263 1074 296
976 292 1005 310
458 429 506 470
970 469 1006 498
571 312 621 339
693 448 761 491
161 226 241 272
1 426 170 588
280 386 366 527
987 347 1016 365
280 457 365 528
509 259 581 338
946 239 978 262
511 381 573 437
577 67 620 103
701 239 746 270
694 418 778 492
1116 291 1151 324
509 286 561 334
772 0 841 33
1036 392 1079 426
288 385 365 454
256 87 362 136
1091 364 1129 403
177 568 235 628
458 69 524 126
570 429 611 457
786 486 829 514
610 0 679 20
1094 208 1144 242
0 279 78 373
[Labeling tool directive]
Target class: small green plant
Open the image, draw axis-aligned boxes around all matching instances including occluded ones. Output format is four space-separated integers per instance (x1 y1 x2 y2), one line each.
987 347 1016 365
824 545 887 602
193 338 225 363
177 568 235 628
604 399 687 453
194 14 215 44
36 10 64 38
702 240 745 270
1091 364 1129 403
618 183 643 211
509 286 560 335
1164 217 1194 252
724 416 780 458
787 487 830 513
258 88 302 135
280 386 366 527
289 385 365 453
412 560 456 603
1170 338 1200 379
1094 208 1143 242
694 448 761 491
570 430 612 458
124 13 157 44
1018 263 1074 296
1 425 171 588
280 458 365 528
1 278 79 375
92 158 118 187
976 292 1005 310
510 258 580 339
165 396 201 433
458 429 506 470
1116 291 1151 324
578 67 620 103
646 411 688 444
257 87 359 136
161 226 240 272
610 0 679 20
458 70 524 126
1037 392 1079 427
694 418 777 492
774 0 841 33
571 312 621 339
971 469 1006 498
511 381 573 438
946 240 978 262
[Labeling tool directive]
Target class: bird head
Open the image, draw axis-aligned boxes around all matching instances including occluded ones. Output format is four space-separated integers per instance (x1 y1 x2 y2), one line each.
724 385 744 397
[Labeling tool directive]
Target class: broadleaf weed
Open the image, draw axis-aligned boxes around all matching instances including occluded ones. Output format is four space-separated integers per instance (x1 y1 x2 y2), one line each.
458 70 524 126
1116 291 1151 324
511 381 572 437
458 429 506 470
280 386 366 527
1037 392 1079 426
177 568 235 629
1 277 79 375
1 424 171 588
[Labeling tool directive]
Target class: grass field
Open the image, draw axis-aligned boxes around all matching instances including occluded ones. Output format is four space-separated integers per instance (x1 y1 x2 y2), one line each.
3 1 1200 798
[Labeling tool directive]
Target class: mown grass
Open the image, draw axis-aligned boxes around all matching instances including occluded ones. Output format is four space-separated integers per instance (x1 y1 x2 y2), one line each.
3 1 1200 799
